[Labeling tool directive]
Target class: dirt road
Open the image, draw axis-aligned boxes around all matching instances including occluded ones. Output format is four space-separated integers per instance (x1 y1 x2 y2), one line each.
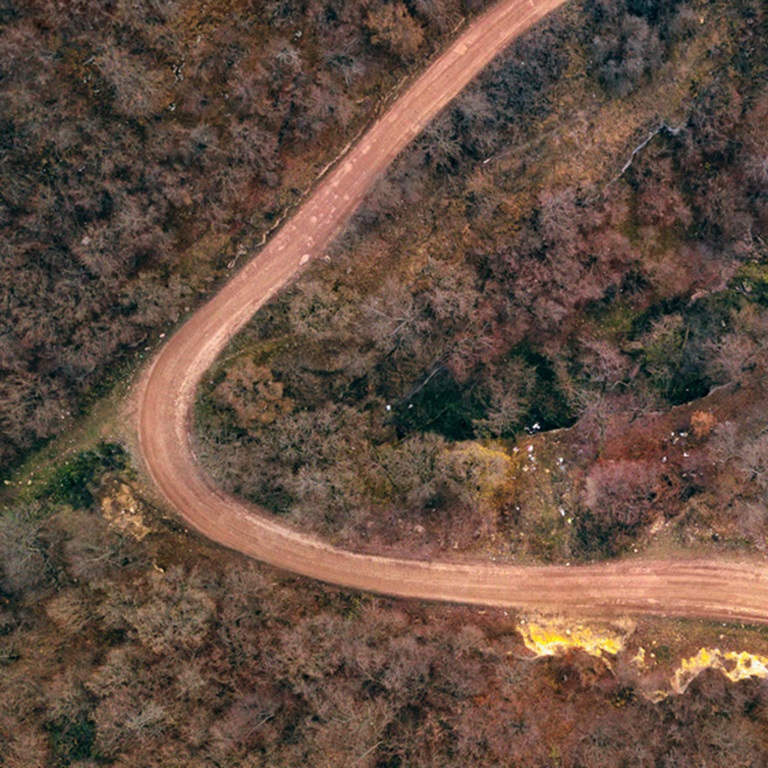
135 0 768 624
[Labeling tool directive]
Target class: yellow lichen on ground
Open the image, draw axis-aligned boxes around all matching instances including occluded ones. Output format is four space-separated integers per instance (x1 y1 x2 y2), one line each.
519 620 768 703
518 616 635 662
453 442 512 493
649 648 768 701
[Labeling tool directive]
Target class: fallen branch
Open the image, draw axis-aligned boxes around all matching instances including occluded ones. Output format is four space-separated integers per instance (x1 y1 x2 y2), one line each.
606 122 685 189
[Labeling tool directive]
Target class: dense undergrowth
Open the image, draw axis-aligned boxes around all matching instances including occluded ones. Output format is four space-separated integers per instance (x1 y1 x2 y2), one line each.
1 0 768 764
0 0 485 473
197 0 768 561
3 449 768 766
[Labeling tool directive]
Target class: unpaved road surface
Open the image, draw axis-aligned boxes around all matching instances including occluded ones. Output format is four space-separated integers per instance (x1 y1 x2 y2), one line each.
135 0 768 624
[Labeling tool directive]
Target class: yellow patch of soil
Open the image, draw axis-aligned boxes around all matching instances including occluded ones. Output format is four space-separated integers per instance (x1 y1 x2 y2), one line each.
519 615 636 663
101 482 153 541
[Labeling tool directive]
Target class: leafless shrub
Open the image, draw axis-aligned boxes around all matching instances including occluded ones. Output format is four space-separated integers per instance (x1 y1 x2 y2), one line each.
94 47 169 118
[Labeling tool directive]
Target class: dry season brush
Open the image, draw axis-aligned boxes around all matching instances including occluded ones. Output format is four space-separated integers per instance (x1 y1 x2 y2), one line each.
134 0 768 623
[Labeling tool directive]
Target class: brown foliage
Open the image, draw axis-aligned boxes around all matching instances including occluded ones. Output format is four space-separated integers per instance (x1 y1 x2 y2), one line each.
578 460 659 555
0 0 464 473
366 3 425 60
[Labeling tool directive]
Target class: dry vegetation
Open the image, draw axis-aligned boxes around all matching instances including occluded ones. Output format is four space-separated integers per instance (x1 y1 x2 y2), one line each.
0 0 485 472
3 455 768 766
2 0 768 764
197 0 768 563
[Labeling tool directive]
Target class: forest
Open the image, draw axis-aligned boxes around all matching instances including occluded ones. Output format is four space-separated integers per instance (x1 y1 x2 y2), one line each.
197 0 768 562
2 0 768 765
0 0 485 472
4 474 768 766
